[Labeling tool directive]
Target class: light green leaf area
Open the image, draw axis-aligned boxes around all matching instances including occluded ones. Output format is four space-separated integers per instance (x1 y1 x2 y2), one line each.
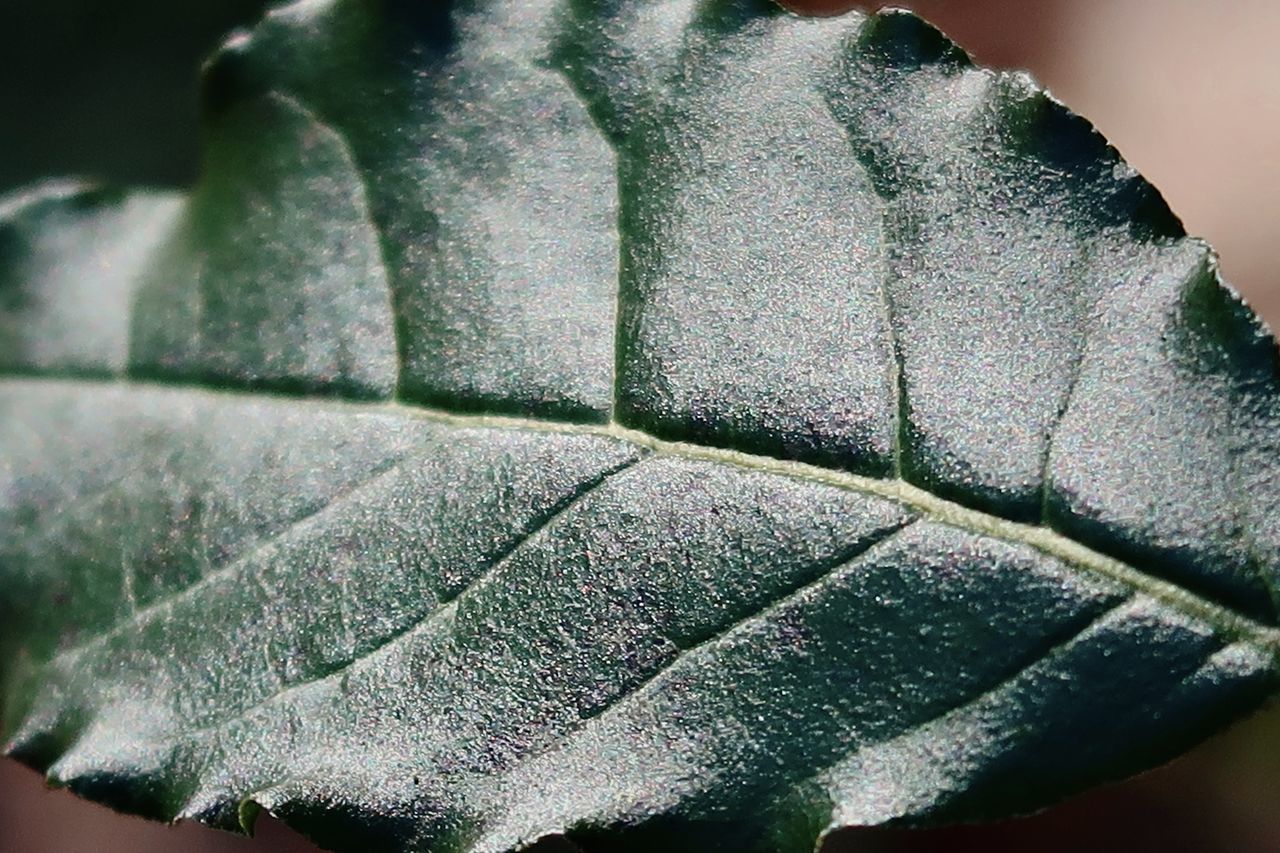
2 1 1280 851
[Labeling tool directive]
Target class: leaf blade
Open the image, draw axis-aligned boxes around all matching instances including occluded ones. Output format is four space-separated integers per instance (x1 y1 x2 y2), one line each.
2 1 1280 851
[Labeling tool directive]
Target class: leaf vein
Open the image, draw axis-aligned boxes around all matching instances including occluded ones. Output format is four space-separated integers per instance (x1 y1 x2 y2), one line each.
46 447 421 668
174 453 643 740
576 517 921 726
8 375 1279 657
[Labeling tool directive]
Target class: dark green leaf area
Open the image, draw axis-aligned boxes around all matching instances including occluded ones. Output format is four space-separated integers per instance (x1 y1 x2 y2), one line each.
2 1 1280 852
194 0 1280 617
2 0 1277 618
205 0 623 419
5 385 1272 853
129 93 399 398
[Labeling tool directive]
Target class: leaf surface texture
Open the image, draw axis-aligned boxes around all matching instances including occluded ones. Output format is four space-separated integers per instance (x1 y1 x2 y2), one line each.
2 2 1279 851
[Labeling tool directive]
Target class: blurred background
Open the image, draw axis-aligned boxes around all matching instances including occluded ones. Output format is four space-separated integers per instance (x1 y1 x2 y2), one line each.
0 0 1277 850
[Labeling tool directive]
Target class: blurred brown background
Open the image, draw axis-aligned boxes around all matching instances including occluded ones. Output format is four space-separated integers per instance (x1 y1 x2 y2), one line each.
0 0 1277 851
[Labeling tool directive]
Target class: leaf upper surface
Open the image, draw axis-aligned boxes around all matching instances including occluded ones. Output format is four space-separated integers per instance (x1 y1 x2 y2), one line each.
2 1 1280 852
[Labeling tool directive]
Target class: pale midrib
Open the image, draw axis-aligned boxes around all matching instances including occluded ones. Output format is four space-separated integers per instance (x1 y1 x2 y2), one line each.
7 373 1279 656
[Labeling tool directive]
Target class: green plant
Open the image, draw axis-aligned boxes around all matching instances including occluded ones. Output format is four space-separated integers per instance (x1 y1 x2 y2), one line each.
2 1 1278 851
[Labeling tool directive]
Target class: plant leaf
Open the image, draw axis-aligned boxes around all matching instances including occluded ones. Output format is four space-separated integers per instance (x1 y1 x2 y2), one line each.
3 2 1280 851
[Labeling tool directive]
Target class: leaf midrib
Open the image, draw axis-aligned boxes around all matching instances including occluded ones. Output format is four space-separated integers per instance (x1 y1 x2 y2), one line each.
9 373 1278 656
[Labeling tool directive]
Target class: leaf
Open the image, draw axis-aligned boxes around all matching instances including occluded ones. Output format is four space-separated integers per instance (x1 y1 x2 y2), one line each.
2 1 1279 851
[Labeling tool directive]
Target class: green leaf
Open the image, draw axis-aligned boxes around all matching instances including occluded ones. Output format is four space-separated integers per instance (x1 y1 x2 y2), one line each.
2 2 1279 851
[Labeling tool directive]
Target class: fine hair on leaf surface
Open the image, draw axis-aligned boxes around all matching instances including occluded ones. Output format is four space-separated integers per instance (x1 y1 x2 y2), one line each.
1 1 1279 852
